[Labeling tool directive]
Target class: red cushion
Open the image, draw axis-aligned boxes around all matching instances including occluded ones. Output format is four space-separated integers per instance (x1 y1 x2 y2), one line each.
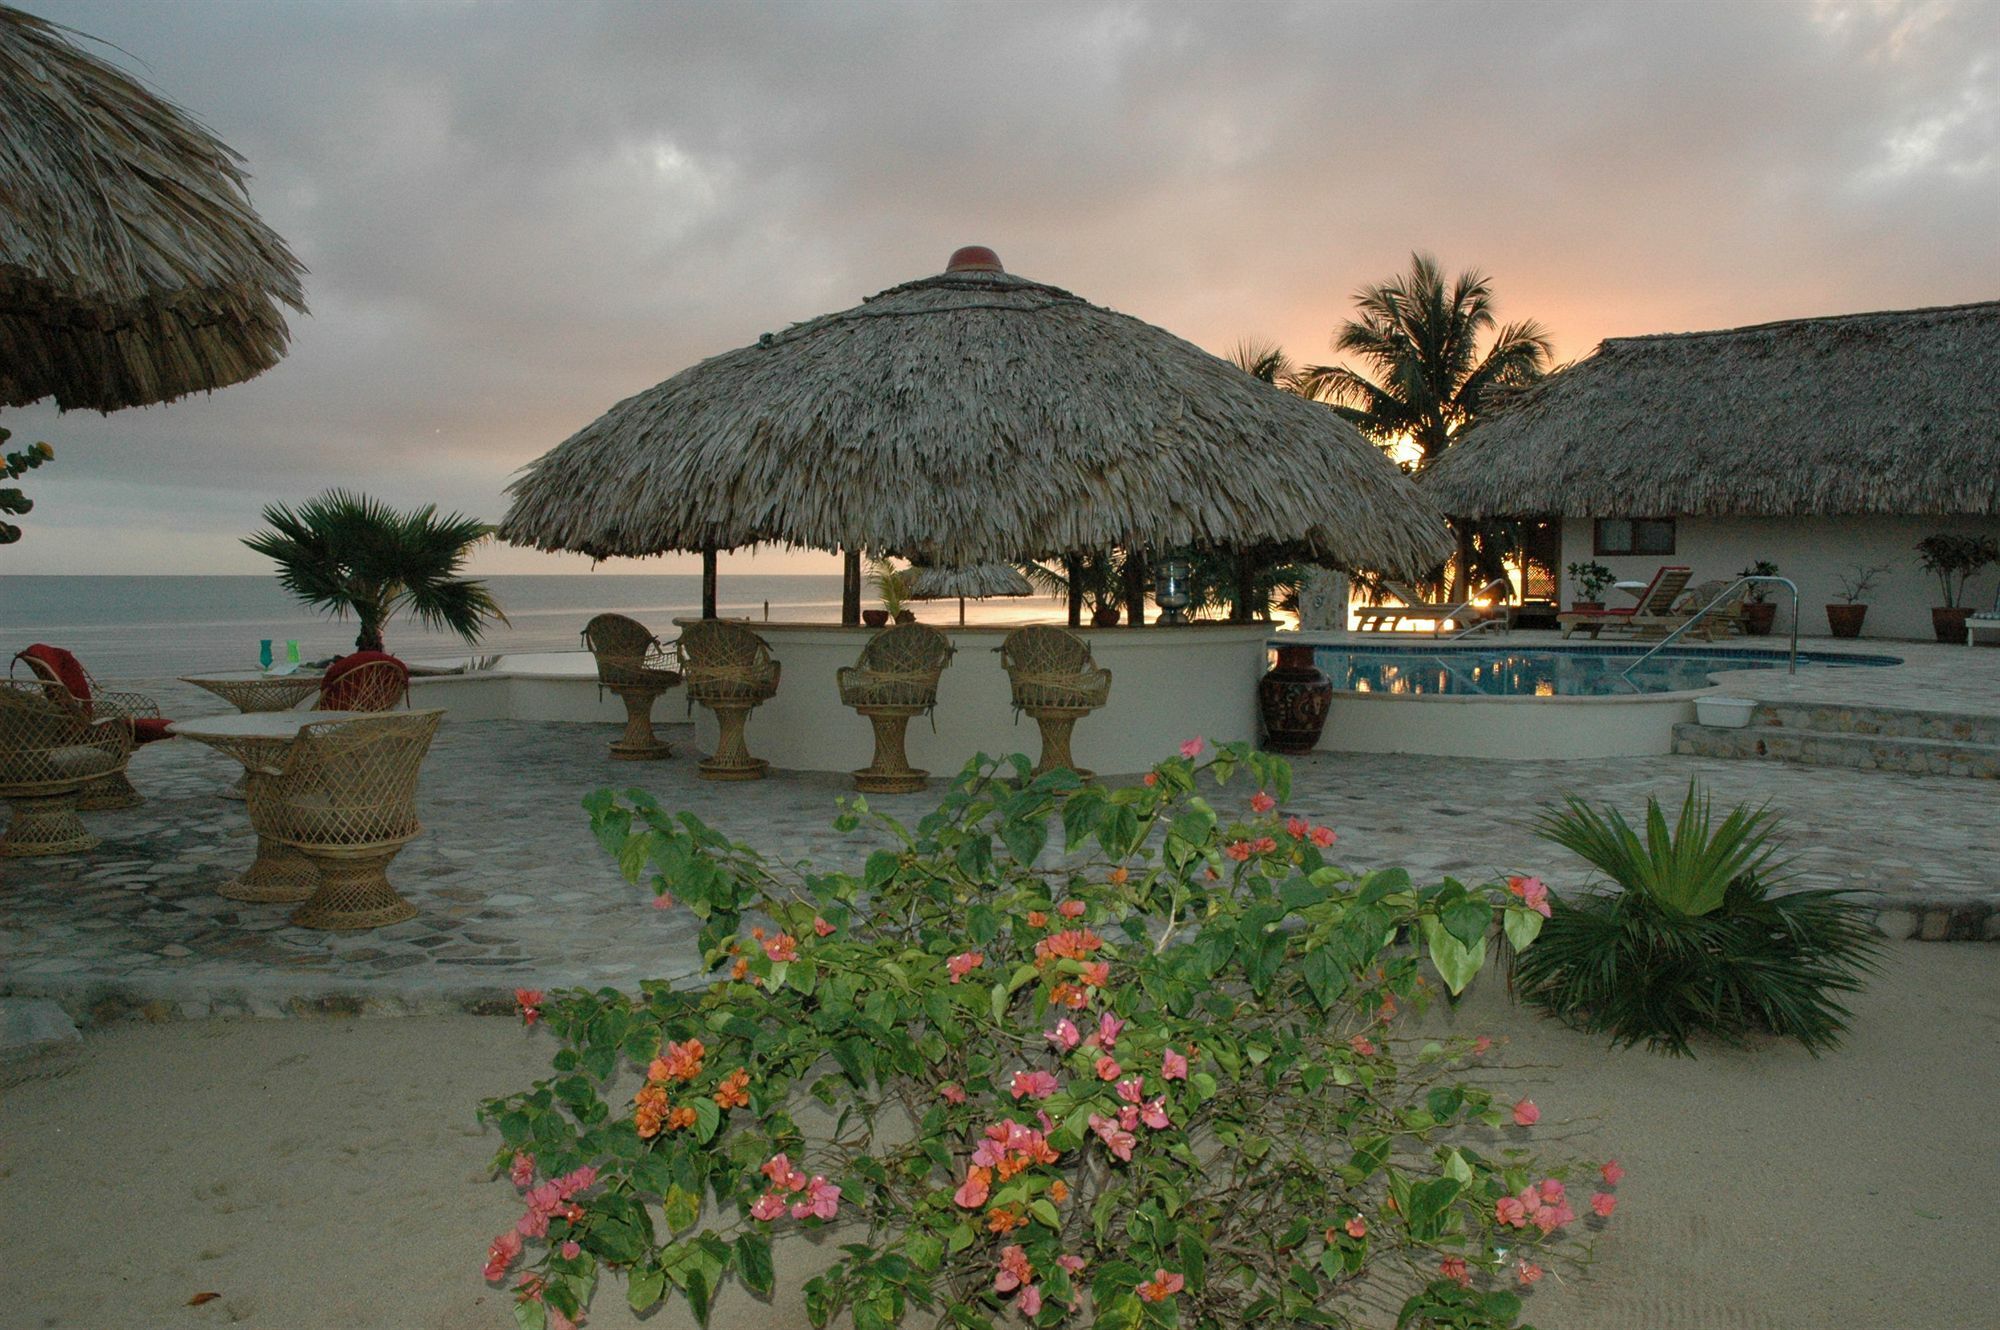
320 651 409 710
19 643 91 705
132 716 175 743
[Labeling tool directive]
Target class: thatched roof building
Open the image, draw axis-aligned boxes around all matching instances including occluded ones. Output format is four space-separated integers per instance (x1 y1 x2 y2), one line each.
899 563 1032 600
0 6 307 412
1421 300 2000 518
502 247 1450 575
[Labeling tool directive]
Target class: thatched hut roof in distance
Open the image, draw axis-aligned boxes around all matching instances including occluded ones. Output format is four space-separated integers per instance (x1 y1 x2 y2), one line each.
899 562 1032 600
1421 300 2000 519
501 249 1450 576
0 6 307 412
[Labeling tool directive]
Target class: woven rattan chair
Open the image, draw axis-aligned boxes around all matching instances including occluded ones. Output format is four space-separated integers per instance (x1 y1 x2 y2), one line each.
247 709 444 930
315 652 411 712
675 619 780 781
13 644 170 810
582 614 681 760
999 627 1112 778
836 623 954 792
0 679 132 857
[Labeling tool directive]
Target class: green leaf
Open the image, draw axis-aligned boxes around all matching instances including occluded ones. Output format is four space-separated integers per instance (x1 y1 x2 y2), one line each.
512 1297 547 1330
1503 903 1545 952
1301 947 1347 1011
662 1183 702 1233
692 1096 722 1144
1442 897 1491 950
906 1230 944 1272
1420 917 1485 996
627 1267 666 1313
1030 1198 1062 1229
735 1231 775 1297
864 850 901 889
1001 816 1048 865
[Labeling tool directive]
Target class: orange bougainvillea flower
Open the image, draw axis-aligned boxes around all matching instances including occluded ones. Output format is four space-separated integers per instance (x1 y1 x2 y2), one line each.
1048 981 1089 1009
650 1037 706 1085
633 1085 669 1139
665 1105 697 1131
986 1206 1025 1234
714 1068 751 1110
1035 929 1104 963
1027 910 1049 929
1137 1269 1185 1302
1108 867 1129 886
731 957 749 981
1048 1180 1069 1204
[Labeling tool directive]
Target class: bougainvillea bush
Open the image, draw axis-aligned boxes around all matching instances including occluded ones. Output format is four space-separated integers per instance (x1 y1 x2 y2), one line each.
480 743 1620 1329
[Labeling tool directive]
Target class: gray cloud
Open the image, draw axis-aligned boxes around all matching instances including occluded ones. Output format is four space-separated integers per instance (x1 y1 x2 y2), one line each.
7 0 1996 573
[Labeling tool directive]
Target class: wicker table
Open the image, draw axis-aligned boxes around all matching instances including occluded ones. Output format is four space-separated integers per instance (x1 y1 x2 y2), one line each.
181 670 324 800
168 710 368 905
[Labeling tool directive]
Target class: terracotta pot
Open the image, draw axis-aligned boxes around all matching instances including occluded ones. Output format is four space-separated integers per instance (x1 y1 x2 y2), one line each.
1258 644 1333 755
1933 606 1972 645
1091 606 1122 627
1741 601 1777 636
1569 601 1604 613
1825 604 1868 638
862 609 889 627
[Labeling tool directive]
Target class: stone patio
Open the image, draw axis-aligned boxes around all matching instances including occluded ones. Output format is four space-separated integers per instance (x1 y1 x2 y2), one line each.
2 658 1995 1026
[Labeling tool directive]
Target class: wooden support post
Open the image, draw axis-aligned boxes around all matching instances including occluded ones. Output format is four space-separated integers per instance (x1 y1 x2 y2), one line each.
1453 521 1475 601
1123 549 1148 628
1064 555 1083 628
1233 549 1256 623
841 549 862 625
701 547 718 619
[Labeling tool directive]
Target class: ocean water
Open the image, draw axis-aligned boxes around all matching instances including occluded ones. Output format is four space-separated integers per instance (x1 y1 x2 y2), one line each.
0 575 1064 680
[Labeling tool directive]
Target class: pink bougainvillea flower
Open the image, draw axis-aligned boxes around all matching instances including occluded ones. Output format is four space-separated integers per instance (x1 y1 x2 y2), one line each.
1010 1069 1059 1100
651 892 675 910
483 1229 523 1282
1592 1192 1618 1218
1495 1196 1529 1228
547 1308 578 1330
1472 1035 1493 1056
1162 1048 1188 1080
1310 825 1337 848
1143 772 1159 787
760 1153 806 1193
509 1152 536 1188
1250 790 1277 814
558 1240 581 1260
1046 1018 1081 1051
1538 1178 1565 1203
1058 899 1087 920
1224 840 1253 862
1116 1077 1145 1104
1252 835 1278 855
995 1244 1035 1292
750 1191 787 1222
1057 1254 1087 1276
1517 1261 1544 1287
1507 874 1552 918
946 950 985 983
813 916 835 937
1080 960 1110 988
1512 1097 1540 1126
1094 1055 1122 1082
1348 1034 1377 1057
1087 1113 1137 1162
940 1081 968 1105
1018 1284 1043 1317
1285 815 1310 839
1440 1256 1471 1288
954 1165 993 1209
1531 1200 1573 1234
1139 1097 1170 1130
514 989 543 1025
1601 1159 1625 1186
1137 1269 1185 1302
1344 1215 1367 1239
791 1175 840 1221
1118 1104 1140 1132
762 932 799 962
1179 737 1205 760
1097 1011 1125 1048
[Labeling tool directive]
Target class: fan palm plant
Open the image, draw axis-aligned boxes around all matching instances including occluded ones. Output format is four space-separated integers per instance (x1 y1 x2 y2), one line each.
243 489 506 652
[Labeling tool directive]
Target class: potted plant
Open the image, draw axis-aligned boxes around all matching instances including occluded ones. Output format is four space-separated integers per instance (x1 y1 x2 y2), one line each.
1915 533 1999 644
1736 560 1779 636
1826 563 1887 638
864 558 906 627
1564 560 1614 612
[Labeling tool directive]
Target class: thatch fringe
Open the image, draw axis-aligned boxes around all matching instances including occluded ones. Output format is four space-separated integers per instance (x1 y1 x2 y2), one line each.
0 6 307 412
1421 300 2000 518
899 563 1032 600
501 261 1451 576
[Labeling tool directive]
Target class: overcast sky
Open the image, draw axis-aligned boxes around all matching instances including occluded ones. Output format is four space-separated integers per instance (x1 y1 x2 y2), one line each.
8 0 1996 577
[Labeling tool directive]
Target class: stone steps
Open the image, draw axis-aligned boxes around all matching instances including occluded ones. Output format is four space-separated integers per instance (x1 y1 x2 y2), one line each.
1673 701 2000 779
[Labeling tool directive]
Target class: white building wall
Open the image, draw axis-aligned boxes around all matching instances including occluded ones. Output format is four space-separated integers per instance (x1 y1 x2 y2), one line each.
1557 514 2000 640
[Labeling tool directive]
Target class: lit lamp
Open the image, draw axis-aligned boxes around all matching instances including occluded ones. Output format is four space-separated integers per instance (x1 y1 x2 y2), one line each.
1153 557 1194 625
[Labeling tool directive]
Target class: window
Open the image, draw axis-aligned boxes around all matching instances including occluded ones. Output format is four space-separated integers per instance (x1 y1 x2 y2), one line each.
1594 518 1675 556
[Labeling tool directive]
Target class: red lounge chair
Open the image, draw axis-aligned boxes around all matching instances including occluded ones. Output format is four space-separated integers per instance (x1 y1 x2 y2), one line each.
316 651 411 712
12 644 172 809
1558 567 1694 639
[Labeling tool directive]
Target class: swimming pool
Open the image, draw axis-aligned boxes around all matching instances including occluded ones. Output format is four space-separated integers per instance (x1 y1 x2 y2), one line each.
1304 644 1900 698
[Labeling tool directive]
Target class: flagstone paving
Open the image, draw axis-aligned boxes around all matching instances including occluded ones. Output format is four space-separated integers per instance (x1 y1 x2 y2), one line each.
3 675 1994 1025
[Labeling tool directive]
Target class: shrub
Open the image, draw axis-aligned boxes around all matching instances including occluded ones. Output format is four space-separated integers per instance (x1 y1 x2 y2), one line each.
479 744 1614 1329
1514 781 1879 1057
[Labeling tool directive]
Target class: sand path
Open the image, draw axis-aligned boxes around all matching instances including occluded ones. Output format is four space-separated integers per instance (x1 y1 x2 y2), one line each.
1 941 1994 1329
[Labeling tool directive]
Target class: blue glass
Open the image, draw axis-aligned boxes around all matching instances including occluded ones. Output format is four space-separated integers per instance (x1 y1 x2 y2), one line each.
259 639 273 670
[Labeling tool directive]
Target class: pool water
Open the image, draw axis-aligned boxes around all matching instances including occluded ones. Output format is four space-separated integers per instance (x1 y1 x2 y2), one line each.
1301 645 1899 697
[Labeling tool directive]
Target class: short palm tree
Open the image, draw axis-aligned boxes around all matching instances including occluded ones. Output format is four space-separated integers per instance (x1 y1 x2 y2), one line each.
244 489 506 652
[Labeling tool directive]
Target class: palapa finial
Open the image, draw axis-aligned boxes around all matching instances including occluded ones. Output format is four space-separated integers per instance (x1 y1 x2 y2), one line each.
945 245 1003 274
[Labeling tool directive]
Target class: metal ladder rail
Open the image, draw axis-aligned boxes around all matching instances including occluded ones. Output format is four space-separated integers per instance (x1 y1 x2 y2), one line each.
1619 575 1800 678
1442 579 1515 640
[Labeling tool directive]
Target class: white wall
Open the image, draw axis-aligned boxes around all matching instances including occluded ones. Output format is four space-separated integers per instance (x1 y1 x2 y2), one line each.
1558 514 2000 640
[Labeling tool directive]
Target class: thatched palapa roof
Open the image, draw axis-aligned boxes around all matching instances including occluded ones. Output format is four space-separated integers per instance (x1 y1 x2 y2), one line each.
0 6 307 411
1422 300 2000 519
502 248 1449 575
899 562 1032 600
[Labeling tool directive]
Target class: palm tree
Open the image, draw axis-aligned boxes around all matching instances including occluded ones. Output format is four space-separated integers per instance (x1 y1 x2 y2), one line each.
244 489 506 652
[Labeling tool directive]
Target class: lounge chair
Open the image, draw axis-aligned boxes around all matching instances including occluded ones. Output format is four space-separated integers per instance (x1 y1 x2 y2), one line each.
581 614 681 760
1672 580 1750 640
0 679 131 856
675 619 780 781
1356 581 1511 636
12 643 171 809
837 623 953 792
999 626 1112 778
315 651 411 712
1559 566 1693 639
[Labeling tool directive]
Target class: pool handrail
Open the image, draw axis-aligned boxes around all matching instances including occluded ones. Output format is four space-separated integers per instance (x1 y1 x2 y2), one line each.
1445 578 1516 640
1620 576 1799 678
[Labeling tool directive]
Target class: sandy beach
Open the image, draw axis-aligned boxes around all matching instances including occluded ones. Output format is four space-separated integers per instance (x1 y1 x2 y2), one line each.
1 940 1994 1330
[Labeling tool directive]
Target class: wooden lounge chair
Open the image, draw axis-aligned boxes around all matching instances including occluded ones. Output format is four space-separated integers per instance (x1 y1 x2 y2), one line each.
837 623 953 793
1356 582 1509 636
248 709 444 930
12 644 171 809
1673 580 1750 640
315 651 411 712
1559 566 1693 639
1000 626 1112 778
0 678 131 856
675 619 780 781
582 614 681 760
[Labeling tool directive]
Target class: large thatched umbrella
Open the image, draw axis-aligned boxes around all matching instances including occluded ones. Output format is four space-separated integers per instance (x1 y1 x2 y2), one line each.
503 246 1450 620
0 6 307 411
898 561 1033 626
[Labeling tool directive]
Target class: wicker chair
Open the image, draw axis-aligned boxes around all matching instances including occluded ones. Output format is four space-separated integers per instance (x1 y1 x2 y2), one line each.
999 627 1113 778
837 623 954 792
12 644 170 810
582 614 681 760
315 652 411 712
674 619 780 781
0 679 132 856
247 709 444 931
